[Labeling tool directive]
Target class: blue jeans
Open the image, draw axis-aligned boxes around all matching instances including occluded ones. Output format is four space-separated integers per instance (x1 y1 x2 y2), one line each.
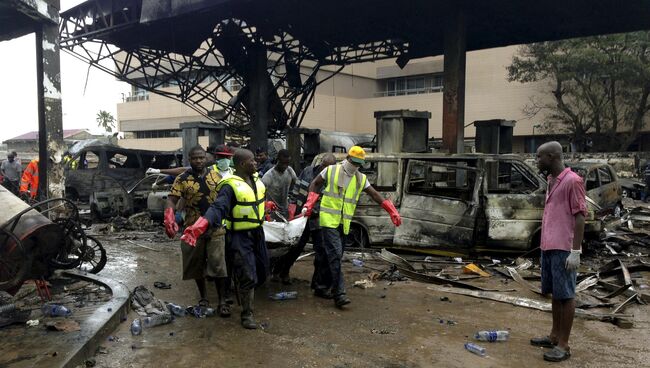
322 226 346 297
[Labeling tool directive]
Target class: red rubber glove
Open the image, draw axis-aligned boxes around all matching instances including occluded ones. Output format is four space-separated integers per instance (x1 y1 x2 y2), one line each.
180 217 209 247
265 201 278 212
164 207 179 239
381 199 402 227
302 192 320 217
288 203 297 221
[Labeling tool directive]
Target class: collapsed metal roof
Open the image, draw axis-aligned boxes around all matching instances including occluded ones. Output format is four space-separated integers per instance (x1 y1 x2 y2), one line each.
59 0 650 134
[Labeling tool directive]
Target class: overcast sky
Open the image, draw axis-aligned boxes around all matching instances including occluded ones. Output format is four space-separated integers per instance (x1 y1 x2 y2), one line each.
0 0 131 143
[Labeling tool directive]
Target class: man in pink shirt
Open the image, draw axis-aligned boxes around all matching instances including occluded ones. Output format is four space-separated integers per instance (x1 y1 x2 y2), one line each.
530 141 586 362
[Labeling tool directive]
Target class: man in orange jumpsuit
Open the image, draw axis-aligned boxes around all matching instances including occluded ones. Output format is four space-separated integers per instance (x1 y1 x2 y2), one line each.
19 158 39 200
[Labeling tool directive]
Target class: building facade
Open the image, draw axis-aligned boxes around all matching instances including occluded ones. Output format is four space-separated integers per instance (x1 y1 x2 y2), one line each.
116 45 650 153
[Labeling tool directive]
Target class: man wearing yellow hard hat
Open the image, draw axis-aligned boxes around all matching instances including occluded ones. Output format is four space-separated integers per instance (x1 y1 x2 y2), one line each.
302 146 402 308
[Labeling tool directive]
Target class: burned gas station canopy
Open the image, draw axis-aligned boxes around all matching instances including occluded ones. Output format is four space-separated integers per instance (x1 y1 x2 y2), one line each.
60 0 650 147
62 0 650 65
0 0 59 42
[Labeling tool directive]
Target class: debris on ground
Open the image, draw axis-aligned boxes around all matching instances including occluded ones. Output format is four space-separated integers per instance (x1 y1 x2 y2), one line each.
153 282 171 289
370 328 395 335
354 280 375 289
463 263 491 277
131 285 169 316
45 319 81 333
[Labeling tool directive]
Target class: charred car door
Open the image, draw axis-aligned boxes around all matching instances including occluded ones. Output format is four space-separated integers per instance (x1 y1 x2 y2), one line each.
64 149 103 200
352 158 401 246
393 159 482 251
480 159 546 251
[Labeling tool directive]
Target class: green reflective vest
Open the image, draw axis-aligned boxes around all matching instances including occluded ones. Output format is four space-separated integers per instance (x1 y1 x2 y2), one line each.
319 164 367 235
218 174 266 231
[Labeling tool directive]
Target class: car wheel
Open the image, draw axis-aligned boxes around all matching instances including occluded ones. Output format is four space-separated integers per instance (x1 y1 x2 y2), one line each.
346 225 369 249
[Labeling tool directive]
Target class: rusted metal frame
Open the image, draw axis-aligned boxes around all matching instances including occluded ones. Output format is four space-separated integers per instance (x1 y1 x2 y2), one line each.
506 266 543 295
428 286 633 323
441 5 466 153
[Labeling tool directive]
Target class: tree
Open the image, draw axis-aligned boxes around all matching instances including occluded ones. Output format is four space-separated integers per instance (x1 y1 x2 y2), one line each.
96 110 116 133
507 32 650 152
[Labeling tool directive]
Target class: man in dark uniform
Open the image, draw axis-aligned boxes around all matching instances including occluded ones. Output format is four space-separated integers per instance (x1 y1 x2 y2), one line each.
273 153 337 293
182 149 269 329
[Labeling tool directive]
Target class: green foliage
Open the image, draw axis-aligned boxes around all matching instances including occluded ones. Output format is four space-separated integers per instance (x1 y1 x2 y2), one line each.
508 32 650 151
96 110 116 133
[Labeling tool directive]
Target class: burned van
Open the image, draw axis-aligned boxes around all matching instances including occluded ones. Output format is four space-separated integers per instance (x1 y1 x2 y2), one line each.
314 153 600 253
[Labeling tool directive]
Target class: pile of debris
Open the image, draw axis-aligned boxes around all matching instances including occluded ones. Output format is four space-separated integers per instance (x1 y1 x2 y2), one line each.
372 247 648 329
92 212 160 234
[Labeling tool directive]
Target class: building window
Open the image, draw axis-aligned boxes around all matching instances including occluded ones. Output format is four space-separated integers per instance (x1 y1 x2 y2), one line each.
225 78 242 92
134 130 182 139
378 74 443 97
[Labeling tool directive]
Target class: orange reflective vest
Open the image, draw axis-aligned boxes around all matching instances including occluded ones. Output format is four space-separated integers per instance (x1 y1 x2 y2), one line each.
19 159 39 198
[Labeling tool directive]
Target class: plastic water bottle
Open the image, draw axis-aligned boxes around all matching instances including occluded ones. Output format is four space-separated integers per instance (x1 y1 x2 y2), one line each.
269 291 298 301
41 304 72 317
352 259 364 267
0 304 16 314
475 330 509 342
166 303 187 317
130 319 142 336
464 343 486 357
142 314 172 328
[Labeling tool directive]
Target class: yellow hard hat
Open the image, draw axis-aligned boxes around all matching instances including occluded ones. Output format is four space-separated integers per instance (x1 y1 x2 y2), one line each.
348 146 366 164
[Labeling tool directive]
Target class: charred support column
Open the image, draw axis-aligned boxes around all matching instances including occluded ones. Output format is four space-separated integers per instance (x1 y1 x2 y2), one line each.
36 0 65 199
442 6 467 154
248 46 270 153
286 127 321 173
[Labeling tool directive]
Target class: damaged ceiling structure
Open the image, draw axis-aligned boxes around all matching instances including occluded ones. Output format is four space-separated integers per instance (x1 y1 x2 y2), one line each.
59 0 650 150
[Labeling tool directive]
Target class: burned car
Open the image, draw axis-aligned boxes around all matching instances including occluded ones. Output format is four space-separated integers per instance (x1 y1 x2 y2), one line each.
90 174 173 220
567 162 623 217
314 153 600 253
63 145 181 219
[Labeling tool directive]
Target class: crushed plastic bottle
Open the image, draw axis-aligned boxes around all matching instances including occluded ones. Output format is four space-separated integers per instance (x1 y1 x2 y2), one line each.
464 342 486 357
41 304 72 317
166 303 187 317
351 259 364 267
186 306 214 318
474 330 509 342
130 318 142 336
142 314 172 328
268 291 298 301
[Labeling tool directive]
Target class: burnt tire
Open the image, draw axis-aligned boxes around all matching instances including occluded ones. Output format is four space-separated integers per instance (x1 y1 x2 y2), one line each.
346 224 369 249
77 235 107 274
0 228 31 292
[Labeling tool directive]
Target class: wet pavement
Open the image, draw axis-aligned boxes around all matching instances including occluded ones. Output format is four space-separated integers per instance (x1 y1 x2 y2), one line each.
70 230 650 368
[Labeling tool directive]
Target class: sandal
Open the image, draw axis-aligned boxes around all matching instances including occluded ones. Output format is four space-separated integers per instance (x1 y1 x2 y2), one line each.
544 346 571 362
218 303 231 318
530 336 556 348
198 298 210 307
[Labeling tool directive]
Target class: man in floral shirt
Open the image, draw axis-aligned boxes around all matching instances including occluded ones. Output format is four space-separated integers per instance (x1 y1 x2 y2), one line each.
164 145 231 317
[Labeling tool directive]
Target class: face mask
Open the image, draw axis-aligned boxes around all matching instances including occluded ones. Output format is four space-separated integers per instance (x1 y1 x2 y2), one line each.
217 158 230 171
342 160 358 176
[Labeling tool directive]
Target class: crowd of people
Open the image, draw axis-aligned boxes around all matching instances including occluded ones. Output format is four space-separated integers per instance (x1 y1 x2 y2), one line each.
158 144 402 329
1 151 40 200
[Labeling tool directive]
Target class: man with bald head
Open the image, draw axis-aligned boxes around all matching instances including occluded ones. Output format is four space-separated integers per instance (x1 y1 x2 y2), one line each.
531 141 586 362
181 148 269 329
272 153 338 295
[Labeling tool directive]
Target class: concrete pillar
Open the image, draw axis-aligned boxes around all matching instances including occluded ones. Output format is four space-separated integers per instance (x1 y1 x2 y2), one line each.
36 0 65 200
208 126 226 148
181 126 199 166
442 6 467 154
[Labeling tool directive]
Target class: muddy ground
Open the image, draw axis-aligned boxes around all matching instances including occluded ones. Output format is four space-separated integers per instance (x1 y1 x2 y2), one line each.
84 231 650 368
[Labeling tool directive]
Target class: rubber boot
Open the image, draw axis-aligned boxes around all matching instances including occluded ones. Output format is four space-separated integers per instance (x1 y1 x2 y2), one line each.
240 289 257 329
